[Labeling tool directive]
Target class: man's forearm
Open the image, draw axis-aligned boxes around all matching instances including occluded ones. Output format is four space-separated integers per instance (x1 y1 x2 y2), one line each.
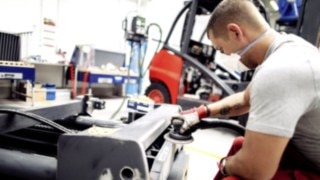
226 152 272 180
223 131 287 180
207 92 249 118
226 153 253 179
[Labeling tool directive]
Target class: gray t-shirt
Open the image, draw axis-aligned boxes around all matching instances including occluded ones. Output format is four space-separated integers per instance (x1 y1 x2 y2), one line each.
246 34 320 170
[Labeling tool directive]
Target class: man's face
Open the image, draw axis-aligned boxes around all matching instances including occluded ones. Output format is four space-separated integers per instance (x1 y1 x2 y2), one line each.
209 34 236 55
208 30 254 69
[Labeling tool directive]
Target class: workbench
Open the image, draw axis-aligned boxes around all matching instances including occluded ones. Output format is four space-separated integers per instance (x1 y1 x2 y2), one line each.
0 61 35 82
76 68 138 95
0 60 35 103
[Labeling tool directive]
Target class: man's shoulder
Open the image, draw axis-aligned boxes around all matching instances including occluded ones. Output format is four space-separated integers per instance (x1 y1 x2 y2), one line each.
253 61 293 83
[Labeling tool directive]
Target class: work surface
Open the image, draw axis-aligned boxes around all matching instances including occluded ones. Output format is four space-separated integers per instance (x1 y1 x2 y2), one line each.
0 99 73 109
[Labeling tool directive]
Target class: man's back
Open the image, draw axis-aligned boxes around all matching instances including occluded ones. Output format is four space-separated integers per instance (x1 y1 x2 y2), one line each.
247 34 320 171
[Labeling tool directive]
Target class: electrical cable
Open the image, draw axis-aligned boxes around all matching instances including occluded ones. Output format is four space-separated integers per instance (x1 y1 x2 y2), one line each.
110 12 140 119
110 18 163 119
110 41 134 119
146 23 163 52
142 23 163 78
0 109 72 133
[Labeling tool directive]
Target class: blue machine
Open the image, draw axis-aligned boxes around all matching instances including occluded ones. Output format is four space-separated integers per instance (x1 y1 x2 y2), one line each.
123 15 148 96
77 70 138 89
126 41 140 95
276 0 302 31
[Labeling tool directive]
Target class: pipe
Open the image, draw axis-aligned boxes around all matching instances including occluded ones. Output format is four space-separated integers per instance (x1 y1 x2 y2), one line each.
0 148 56 180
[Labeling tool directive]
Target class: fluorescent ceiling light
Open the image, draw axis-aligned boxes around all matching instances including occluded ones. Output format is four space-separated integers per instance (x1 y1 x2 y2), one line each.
269 0 279 11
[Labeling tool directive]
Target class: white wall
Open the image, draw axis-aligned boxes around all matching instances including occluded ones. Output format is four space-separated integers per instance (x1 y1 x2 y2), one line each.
58 0 138 55
0 0 143 60
0 0 41 58
57 0 207 58
0 0 210 94
0 0 209 58
0 0 40 33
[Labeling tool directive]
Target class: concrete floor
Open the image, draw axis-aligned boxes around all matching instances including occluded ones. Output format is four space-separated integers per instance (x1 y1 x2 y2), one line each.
92 98 239 180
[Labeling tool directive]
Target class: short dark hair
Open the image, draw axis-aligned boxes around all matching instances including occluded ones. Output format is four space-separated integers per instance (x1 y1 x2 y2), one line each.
206 0 267 39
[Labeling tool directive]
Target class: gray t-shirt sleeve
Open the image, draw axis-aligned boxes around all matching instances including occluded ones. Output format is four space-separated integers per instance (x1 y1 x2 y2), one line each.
247 64 312 138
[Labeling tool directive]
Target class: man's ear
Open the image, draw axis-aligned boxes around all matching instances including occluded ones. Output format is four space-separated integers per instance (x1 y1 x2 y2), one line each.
226 23 243 40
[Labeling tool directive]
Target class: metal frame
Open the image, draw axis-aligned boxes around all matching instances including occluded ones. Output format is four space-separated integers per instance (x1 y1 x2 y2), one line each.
0 101 189 180
296 0 320 47
57 104 183 180
0 100 82 134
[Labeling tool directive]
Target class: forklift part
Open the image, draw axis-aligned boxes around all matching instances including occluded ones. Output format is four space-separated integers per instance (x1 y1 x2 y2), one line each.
145 82 171 103
148 49 184 104
296 0 320 47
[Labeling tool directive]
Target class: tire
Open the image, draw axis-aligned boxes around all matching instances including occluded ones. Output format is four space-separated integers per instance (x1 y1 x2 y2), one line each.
145 82 171 104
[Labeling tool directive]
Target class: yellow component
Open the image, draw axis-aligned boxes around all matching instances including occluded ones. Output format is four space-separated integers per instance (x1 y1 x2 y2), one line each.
87 126 120 136
185 145 223 160
0 60 34 68
129 95 154 103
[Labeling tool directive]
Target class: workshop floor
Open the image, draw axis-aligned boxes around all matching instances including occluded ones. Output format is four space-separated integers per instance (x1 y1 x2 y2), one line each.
92 98 238 180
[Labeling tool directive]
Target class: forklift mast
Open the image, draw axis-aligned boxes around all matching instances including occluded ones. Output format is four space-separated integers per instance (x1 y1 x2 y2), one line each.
179 0 222 54
296 0 320 47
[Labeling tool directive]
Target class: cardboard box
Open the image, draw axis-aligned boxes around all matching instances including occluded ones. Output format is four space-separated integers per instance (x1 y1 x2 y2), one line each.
18 82 47 102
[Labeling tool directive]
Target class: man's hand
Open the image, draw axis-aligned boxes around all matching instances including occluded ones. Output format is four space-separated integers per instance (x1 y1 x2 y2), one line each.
173 105 209 133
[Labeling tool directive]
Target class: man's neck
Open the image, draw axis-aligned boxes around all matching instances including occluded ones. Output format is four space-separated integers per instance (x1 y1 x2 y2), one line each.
250 29 279 65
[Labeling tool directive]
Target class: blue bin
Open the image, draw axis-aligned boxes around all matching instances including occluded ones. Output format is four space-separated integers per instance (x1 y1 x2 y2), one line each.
44 84 56 100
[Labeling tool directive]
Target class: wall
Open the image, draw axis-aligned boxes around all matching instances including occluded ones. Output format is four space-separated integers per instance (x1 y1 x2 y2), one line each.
0 0 207 62
0 0 41 59
0 0 145 59
0 0 278 59
58 0 136 56
0 0 209 96
0 0 40 34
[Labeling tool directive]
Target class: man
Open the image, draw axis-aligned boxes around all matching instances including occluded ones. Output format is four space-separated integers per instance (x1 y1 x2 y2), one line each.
176 0 320 179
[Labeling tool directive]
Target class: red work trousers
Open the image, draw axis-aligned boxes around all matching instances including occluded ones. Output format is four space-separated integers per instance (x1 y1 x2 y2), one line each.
214 137 320 180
